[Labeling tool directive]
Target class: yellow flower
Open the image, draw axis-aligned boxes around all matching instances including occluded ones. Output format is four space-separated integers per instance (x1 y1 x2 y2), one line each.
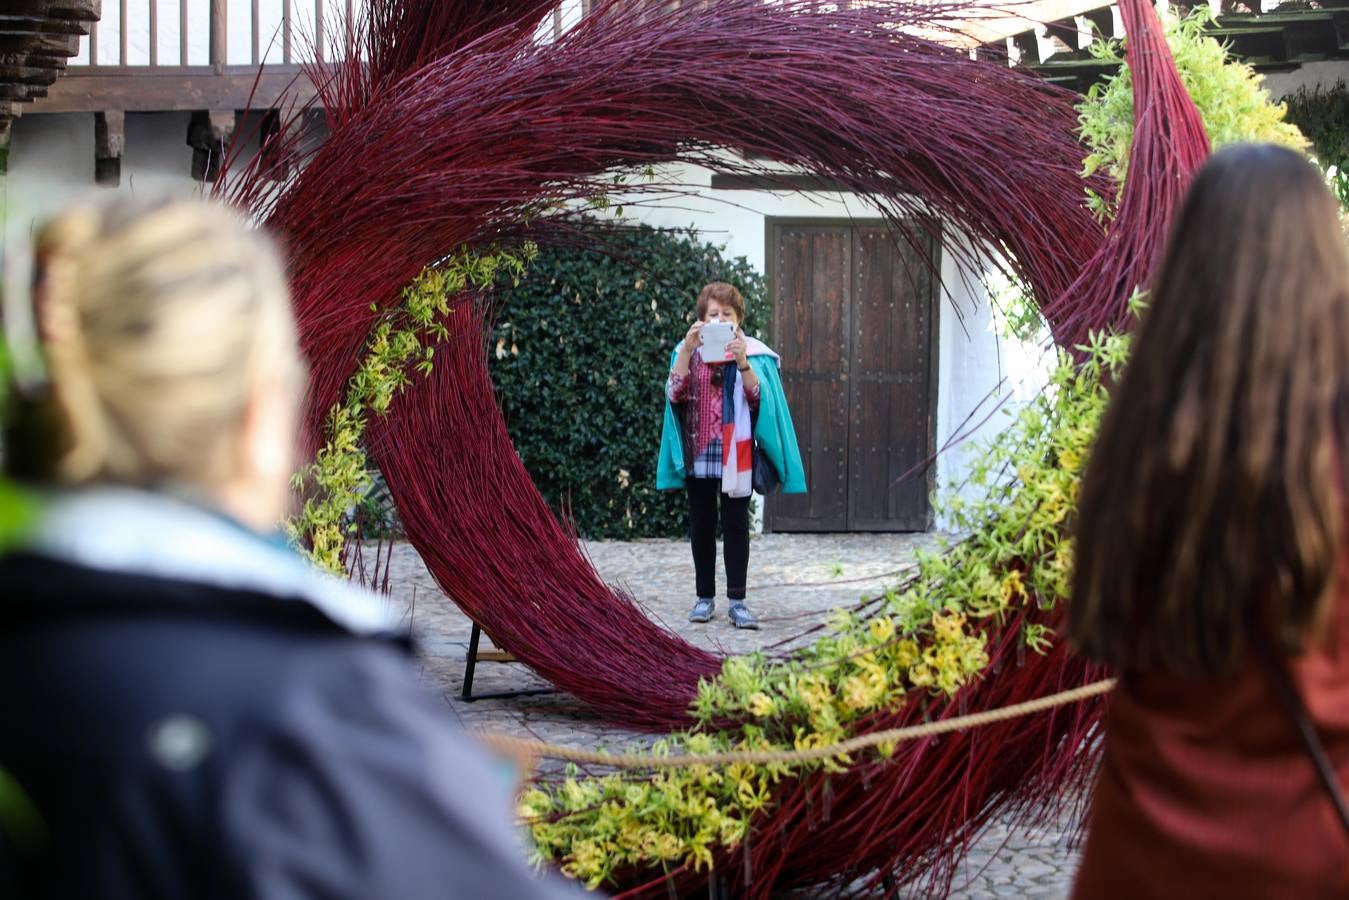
932 610 967 643
747 691 776 718
840 674 877 712
867 615 896 644
895 639 920 668
1000 570 1025 604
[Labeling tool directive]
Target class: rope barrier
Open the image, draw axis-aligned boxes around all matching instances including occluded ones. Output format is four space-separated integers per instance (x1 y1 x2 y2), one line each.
476 678 1115 769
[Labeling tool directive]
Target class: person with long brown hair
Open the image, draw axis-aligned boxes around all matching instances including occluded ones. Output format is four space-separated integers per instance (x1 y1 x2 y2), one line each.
1070 143 1349 896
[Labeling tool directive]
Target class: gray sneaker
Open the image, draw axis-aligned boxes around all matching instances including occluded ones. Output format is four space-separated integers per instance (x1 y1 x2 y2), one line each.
728 602 759 630
688 598 715 623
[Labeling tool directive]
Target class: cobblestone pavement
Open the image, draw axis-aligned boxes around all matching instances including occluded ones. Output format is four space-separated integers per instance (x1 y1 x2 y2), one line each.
377 533 1083 898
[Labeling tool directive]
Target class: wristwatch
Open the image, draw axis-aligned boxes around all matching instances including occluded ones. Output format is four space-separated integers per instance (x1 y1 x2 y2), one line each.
738 364 751 372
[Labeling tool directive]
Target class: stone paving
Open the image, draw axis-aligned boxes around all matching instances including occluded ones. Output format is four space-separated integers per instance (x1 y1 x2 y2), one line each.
376 533 1083 898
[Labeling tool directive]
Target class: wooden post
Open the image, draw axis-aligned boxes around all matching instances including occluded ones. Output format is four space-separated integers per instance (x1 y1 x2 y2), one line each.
180 0 188 64
118 0 128 65
251 0 260 65
94 110 125 186
186 109 234 182
149 0 158 65
210 0 227 67
314 0 324 62
283 0 292 63
259 108 299 180
0 116 11 177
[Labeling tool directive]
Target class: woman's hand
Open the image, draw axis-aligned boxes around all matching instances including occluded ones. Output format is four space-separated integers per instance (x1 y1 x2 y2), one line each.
681 320 704 355
673 320 703 376
727 328 749 366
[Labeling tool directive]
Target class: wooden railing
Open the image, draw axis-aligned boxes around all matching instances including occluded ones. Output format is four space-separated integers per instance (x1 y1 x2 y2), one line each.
74 0 360 69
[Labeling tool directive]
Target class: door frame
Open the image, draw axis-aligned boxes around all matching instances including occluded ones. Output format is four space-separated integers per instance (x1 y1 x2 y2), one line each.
761 216 942 533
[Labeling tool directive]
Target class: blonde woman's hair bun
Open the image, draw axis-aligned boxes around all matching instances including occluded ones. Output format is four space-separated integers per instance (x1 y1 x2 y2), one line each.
8 195 299 490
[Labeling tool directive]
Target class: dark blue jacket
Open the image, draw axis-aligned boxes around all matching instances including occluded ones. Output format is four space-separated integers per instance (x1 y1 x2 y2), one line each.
0 489 579 900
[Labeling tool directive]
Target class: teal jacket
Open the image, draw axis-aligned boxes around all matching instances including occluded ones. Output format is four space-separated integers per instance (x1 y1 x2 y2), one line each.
657 340 807 493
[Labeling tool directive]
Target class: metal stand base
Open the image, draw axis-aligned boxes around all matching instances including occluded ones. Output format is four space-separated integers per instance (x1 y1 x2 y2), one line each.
460 622 555 702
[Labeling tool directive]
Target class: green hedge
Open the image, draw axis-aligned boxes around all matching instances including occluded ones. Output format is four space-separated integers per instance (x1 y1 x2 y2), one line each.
489 223 768 539
1283 82 1349 207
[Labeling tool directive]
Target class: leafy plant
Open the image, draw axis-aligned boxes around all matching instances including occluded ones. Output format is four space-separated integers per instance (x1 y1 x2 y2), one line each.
0 338 34 550
289 245 536 572
1078 7 1307 219
488 223 767 540
1283 82 1349 209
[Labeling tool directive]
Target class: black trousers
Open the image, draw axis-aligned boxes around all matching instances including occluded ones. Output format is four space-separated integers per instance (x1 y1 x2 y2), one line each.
687 477 750 601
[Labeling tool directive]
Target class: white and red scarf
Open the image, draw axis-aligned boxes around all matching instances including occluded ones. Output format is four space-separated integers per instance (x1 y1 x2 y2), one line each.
720 364 753 498
719 337 777 498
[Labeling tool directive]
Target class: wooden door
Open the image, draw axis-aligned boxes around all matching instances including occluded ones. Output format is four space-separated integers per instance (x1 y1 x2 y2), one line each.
765 220 938 532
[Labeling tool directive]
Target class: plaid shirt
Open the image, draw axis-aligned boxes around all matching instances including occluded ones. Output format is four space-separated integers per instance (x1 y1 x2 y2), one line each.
667 354 760 476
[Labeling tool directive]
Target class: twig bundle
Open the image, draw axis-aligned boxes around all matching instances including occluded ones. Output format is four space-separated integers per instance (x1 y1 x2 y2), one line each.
218 0 1210 893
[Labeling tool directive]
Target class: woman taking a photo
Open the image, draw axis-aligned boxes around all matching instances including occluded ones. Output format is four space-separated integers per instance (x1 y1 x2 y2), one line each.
1070 143 1349 896
657 282 805 629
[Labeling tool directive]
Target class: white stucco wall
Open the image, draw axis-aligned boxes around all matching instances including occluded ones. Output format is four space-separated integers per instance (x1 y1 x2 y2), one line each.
1260 60 1349 99
1 111 266 256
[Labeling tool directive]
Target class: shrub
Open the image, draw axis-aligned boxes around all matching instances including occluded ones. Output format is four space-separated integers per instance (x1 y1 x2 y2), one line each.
1078 8 1307 219
489 223 768 539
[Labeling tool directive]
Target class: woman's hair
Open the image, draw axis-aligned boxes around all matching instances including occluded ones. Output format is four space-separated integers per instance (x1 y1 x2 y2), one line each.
1069 143 1349 675
696 282 746 323
4 195 300 490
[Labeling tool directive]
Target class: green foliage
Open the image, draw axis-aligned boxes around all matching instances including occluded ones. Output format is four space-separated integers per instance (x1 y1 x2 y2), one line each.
1078 8 1307 219
488 223 767 540
1283 82 1349 208
0 338 34 550
523 334 1126 887
289 246 535 572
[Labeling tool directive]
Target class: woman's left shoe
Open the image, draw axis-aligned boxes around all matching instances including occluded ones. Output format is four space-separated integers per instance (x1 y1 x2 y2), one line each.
728 602 759 630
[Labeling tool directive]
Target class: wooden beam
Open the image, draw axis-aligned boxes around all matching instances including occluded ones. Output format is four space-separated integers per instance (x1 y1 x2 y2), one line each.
93 108 123 185
6 0 100 17
258 106 302 180
0 115 11 175
28 66 318 113
186 107 234 182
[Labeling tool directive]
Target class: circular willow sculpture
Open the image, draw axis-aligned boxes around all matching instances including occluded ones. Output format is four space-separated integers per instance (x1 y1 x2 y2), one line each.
219 0 1211 893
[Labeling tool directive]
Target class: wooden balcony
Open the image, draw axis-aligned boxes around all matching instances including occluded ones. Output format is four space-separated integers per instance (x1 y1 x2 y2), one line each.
3 0 360 182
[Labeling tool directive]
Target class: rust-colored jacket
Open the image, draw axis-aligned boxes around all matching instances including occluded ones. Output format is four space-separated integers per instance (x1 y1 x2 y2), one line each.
1072 600 1349 898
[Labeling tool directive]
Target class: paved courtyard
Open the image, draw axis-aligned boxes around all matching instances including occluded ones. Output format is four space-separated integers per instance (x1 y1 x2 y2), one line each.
377 533 1084 898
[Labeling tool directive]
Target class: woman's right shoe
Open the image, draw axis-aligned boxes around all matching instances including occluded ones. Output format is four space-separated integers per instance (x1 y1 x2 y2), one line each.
728 602 759 630
688 598 716 623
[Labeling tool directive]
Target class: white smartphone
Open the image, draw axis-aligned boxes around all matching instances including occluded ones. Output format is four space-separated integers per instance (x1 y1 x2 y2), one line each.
698 322 736 364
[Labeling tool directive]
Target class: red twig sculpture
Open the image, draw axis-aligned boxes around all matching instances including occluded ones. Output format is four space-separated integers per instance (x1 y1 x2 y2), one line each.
219 0 1211 892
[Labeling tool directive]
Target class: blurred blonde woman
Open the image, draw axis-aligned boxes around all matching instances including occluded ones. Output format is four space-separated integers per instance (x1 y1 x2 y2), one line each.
0 197 576 900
